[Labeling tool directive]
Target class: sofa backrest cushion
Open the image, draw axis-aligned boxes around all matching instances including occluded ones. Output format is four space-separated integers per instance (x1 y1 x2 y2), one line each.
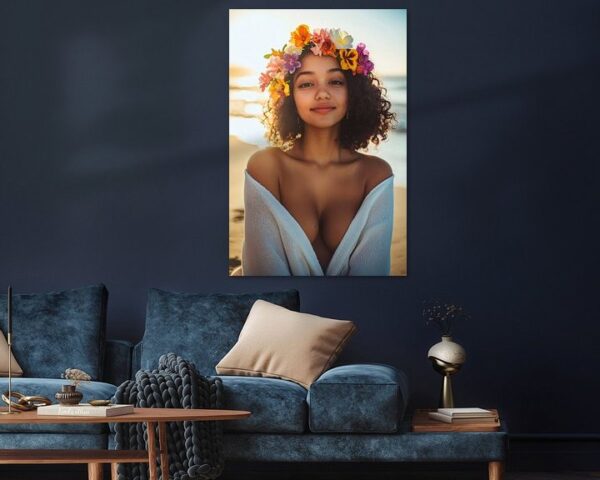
0 285 108 380
141 289 300 374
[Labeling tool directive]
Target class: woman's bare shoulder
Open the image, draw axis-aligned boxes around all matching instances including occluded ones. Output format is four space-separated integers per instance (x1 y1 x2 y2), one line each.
359 153 393 192
246 147 282 199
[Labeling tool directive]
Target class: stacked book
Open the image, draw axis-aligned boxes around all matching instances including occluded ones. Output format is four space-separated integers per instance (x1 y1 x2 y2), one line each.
37 403 134 417
428 407 498 424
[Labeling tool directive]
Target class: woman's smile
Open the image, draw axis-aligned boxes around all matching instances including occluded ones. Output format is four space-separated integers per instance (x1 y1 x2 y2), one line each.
310 105 336 115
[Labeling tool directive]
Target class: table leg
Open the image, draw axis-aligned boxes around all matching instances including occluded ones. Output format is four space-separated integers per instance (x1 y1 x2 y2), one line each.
88 463 102 480
147 421 158 480
111 462 119 480
158 422 170 479
489 461 504 480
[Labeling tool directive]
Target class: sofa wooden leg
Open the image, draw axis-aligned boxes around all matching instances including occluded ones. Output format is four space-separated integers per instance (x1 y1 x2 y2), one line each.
88 463 102 480
488 461 503 480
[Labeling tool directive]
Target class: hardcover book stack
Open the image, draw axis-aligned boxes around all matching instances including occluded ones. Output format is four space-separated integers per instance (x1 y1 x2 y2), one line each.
428 407 498 424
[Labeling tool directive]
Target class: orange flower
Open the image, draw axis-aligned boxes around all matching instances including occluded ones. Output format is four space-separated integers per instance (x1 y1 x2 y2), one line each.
290 24 311 48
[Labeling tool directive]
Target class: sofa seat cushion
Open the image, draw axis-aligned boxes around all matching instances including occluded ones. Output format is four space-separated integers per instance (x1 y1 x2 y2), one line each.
0 378 116 434
307 364 409 433
213 376 307 433
141 289 300 375
0 284 108 379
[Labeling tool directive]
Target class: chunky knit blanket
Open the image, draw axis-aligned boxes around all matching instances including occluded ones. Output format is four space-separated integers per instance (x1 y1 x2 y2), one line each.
112 353 224 480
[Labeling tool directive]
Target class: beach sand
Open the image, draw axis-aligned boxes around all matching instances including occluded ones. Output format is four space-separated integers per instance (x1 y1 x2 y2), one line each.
229 135 407 276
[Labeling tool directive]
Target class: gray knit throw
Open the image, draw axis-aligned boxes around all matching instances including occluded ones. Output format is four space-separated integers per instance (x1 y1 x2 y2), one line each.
112 353 224 480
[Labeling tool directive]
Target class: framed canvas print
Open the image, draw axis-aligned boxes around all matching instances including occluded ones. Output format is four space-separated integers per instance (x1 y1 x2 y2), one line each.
229 9 406 276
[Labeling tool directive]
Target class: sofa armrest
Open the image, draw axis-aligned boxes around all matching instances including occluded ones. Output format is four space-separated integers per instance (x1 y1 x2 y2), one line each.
103 339 133 386
307 363 409 433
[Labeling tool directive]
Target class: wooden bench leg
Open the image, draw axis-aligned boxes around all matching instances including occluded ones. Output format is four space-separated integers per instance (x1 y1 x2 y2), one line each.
489 461 504 480
111 462 119 480
88 463 103 480
158 422 170 479
147 421 158 480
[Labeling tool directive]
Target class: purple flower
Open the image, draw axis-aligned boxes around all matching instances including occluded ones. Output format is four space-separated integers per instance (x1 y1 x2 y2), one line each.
357 57 374 75
283 53 302 75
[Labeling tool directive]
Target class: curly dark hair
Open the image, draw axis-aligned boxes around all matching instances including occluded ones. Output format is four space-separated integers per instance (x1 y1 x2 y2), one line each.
263 54 396 151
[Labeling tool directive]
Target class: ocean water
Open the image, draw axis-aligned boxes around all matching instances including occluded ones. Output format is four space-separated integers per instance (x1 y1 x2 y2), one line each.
229 75 406 188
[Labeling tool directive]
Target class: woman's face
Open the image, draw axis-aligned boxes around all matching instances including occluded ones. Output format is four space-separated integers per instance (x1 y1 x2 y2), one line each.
292 53 348 129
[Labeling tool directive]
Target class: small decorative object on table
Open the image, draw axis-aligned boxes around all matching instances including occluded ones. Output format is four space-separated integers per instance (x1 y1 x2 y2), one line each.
1 286 19 415
56 368 91 405
423 299 469 408
412 408 501 432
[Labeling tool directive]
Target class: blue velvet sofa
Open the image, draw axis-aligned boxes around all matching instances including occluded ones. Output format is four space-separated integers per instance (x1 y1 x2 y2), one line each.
125 288 507 474
0 285 507 478
0 285 133 450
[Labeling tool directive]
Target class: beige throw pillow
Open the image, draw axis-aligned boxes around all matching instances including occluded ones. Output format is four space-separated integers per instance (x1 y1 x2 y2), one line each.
0 330 24 377
216 300 356 388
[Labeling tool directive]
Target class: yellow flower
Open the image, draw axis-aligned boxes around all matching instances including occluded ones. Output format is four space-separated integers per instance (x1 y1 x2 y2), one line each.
290 24 312 48
269 77 290 105
338 49 359 73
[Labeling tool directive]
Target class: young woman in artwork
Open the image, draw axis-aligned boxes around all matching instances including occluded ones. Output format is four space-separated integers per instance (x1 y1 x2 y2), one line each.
242 25 396 276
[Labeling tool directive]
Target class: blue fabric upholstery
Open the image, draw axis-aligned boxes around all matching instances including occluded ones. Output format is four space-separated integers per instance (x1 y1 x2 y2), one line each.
0 433 107 449
103 339 133 386
0 378 116 434
214 376 307 433
308 364 409 433
223 422 507 461
132 340 143 373
0 284 108 380
141 289 300 374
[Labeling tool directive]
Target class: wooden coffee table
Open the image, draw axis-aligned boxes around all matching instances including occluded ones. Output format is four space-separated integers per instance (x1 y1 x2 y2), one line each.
0 407 250 480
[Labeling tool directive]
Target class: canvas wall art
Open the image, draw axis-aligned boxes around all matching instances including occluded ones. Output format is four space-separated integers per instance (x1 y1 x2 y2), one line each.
229 9 407 276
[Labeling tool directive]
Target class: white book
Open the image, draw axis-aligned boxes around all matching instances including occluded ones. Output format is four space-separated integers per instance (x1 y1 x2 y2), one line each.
37 403 134 417
428 411 498 424
437 407 495 418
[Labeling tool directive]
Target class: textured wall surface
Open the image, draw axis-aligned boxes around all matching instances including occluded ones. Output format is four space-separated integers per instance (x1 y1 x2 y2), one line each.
1 0 599 434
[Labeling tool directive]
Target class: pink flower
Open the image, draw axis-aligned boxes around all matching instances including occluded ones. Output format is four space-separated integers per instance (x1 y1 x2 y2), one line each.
310 28 336 56
266 55 285 76
259 72 272 91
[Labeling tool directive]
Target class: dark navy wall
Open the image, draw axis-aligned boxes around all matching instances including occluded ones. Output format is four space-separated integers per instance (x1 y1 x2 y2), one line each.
1 1 599 436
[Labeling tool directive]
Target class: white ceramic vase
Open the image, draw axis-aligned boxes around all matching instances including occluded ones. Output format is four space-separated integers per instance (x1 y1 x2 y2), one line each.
427 335 466 366
427 336 466 408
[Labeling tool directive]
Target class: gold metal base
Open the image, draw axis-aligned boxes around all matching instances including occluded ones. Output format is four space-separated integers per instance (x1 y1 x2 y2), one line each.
0 410 21 415
441 374 454 408
429 356 462 408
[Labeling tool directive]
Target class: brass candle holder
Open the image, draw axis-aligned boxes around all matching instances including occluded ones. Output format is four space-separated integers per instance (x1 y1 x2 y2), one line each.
2 286 19 415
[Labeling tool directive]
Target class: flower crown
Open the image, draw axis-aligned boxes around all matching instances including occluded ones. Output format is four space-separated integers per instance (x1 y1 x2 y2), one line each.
259 24 375 107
